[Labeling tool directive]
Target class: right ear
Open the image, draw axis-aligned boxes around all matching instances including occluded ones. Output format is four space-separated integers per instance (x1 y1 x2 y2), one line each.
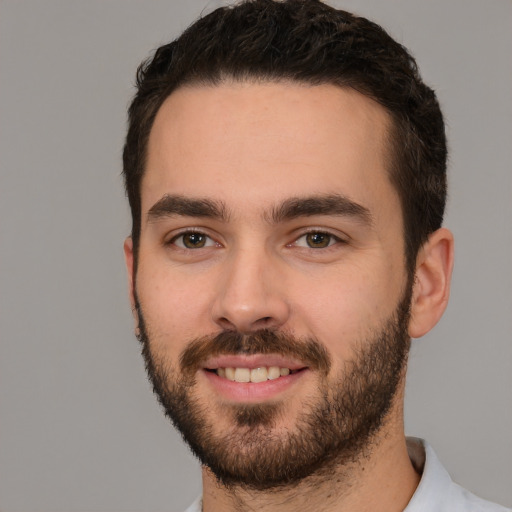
123 237 139 330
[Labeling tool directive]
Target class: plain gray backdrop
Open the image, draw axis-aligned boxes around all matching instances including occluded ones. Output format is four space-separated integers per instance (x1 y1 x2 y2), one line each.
1 1 511 511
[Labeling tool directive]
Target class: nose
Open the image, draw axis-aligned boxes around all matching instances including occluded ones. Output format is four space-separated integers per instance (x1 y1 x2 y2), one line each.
211 246 290 333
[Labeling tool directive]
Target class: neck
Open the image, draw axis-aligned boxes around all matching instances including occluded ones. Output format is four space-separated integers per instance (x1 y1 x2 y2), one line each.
200 411 420 512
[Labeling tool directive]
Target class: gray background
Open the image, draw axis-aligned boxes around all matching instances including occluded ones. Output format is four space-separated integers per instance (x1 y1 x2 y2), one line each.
1 1 511 511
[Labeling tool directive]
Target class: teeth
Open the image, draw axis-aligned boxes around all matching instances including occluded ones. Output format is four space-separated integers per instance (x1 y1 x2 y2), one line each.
234 368 251 382
215 366 294 382
250 367 268 383
267 366 281 380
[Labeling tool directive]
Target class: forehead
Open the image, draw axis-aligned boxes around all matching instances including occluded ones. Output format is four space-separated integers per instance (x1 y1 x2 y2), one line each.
143 81 398 221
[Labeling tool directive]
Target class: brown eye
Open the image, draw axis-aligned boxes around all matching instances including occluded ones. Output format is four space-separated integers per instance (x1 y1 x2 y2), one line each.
305 232 332 248
183 233 206 248
173 232 214 249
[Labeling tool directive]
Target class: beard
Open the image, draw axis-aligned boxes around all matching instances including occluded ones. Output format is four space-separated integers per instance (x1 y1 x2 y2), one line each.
135 286 412 491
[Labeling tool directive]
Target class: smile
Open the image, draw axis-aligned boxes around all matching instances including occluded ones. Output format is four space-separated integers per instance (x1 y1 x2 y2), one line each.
213 366 299 383
202 355 309 400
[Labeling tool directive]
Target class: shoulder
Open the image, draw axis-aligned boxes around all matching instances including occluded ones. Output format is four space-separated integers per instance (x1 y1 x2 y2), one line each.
447 483 511 512
405 438 510 512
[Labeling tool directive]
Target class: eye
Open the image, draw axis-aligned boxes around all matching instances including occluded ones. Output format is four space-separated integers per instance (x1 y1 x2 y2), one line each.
294 231 339 249
171 231 217 249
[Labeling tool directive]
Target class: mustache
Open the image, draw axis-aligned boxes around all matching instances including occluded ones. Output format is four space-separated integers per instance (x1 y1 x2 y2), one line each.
179 329 331 376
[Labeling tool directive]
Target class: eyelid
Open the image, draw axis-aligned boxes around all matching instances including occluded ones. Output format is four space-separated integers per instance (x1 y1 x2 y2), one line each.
290 228 348 247
163 226 348 249
166 228 220 248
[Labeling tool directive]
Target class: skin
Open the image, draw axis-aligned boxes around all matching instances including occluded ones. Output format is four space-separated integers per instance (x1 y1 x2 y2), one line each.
124 82 454 512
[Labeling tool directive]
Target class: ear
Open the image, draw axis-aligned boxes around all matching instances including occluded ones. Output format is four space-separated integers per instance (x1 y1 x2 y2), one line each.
123 237 139 330
408 228 454 338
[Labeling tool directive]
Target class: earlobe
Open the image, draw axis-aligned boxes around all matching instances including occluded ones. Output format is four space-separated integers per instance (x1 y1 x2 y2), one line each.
408 228 454 339
123 237 140 331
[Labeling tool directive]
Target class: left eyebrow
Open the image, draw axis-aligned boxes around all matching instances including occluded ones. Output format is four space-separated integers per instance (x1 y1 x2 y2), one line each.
267 194 374 226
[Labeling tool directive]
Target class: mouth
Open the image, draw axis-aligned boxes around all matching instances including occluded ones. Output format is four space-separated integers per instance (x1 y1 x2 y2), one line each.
201 355 309 402
206 366 304 383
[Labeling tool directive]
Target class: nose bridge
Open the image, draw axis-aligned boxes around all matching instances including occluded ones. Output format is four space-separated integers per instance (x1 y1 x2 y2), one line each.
212 241 289 332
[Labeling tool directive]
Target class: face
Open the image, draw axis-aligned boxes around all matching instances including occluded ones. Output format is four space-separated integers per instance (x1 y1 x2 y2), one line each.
125 82 412 488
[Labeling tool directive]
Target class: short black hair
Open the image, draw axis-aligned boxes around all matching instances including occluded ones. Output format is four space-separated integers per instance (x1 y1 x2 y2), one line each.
123 0 447 273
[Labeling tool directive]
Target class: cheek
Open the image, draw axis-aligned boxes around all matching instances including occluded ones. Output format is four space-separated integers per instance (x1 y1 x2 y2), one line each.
290 261 403 358
135 263 215 351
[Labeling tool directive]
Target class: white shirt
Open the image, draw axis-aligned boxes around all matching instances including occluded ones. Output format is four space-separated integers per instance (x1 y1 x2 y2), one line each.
183 438 510 512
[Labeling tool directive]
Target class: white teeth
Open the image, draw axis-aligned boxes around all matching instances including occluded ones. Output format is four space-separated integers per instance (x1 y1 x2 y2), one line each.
215 366 294 382
250 367 268 383
267 366 281 380
234 368 251 382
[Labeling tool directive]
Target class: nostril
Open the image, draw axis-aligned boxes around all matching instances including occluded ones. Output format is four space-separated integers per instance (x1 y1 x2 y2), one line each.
218 317 236 330
255 316 273 328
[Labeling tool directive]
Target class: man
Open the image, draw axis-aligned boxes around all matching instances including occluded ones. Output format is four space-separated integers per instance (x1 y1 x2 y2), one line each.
122 1 509 511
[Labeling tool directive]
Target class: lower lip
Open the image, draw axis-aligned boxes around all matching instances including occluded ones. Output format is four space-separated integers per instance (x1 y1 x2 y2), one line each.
201 369 307 403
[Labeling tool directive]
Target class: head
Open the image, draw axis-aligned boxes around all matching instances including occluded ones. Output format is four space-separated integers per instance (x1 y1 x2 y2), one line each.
123 0 447 276
122 0 453 491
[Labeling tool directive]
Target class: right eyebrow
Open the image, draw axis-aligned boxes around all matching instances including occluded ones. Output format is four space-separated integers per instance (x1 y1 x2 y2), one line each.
146 194 229 223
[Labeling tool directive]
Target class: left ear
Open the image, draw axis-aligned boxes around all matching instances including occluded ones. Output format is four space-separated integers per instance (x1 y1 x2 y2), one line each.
408 227 454 338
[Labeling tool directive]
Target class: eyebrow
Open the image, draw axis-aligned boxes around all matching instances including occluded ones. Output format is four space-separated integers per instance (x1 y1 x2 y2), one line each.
147 194 229 223
146 193 373 226
268 194 373 226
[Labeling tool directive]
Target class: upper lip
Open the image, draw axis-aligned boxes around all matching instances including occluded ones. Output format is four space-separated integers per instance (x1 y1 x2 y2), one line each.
203 354 307 371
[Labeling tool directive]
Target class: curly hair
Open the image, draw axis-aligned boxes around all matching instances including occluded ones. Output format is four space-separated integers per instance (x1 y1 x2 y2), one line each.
123 0 447 273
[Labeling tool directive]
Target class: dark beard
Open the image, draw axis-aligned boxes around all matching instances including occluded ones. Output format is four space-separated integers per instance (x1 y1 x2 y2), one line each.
136 288 412 491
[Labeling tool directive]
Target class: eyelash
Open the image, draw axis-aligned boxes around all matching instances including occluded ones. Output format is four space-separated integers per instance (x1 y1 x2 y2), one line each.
167 229 219 250
290 230 346 249
166 229 346 251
